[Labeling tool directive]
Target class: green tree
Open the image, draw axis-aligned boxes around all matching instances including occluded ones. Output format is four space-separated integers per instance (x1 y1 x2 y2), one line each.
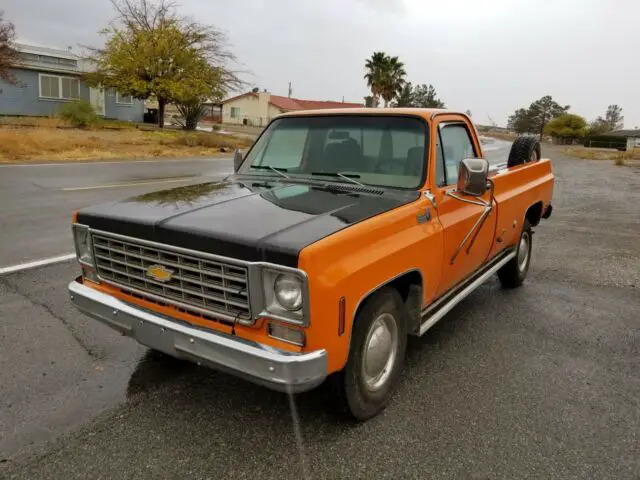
0 11 17 84
507 95 569 138
364 95 378 108
597 104 624 131
412 84 445 108
507 108 534 134
528 95 570 139
379 56 406 107
85 0 242 127
364 51 387 108
544 113 587 143
587 119 611 136
392 82 414 107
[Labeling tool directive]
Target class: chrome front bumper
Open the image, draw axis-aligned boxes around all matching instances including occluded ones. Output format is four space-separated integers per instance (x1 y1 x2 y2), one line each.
68 279 327 393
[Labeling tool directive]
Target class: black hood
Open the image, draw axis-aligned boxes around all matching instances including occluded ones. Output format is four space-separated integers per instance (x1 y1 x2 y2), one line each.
76 178 419 267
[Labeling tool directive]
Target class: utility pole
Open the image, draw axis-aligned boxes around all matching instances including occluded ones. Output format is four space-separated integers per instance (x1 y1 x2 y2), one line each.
288 81 292 98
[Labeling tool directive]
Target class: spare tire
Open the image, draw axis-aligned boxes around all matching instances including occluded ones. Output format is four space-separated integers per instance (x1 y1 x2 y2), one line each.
507 135 541 168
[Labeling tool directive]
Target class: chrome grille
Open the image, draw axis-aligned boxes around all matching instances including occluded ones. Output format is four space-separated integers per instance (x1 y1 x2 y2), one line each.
92 233 250 322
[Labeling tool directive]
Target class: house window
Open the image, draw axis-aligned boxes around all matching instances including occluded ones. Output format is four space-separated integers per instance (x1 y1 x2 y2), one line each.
230 107 240 118
39 74 80 100
116 92 133 105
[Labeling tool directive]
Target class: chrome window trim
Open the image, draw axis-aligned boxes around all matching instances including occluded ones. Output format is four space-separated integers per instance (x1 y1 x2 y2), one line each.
76 226 311 327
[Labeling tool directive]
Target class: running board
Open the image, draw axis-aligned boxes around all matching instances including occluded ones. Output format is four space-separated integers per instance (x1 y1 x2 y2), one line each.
418 250 516 336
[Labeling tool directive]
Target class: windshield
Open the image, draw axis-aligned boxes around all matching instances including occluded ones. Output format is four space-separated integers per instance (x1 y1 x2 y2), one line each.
239 115 428 189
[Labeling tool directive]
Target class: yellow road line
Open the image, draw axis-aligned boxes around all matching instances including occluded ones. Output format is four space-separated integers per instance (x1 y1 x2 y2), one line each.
63 177 195 191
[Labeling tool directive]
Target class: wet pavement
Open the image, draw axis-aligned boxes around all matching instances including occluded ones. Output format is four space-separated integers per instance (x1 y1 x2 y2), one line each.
0 158 232 266
1 145 639 479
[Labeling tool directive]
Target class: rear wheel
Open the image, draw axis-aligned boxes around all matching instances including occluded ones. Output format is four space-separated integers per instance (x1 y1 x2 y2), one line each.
333 287 407 420
507 135 541 168
498 219 532 288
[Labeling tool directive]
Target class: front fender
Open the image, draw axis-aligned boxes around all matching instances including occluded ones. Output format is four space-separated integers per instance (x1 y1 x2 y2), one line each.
298 198 443 373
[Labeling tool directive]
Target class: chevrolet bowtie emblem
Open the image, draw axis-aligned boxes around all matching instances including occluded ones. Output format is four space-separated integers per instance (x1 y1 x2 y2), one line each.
146 264 174 282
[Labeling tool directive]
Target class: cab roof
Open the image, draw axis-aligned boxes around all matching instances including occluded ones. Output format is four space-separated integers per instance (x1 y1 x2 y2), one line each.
276 107 467 120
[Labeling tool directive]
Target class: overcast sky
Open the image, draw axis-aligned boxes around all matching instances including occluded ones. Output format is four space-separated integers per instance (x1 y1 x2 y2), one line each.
4 0 639 127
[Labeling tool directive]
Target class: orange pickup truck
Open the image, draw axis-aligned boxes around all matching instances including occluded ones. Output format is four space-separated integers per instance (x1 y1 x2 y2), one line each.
69 109 553 419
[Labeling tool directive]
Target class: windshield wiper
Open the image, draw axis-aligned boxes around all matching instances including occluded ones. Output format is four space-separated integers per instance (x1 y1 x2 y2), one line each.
250 165 290 179
310 171 365 187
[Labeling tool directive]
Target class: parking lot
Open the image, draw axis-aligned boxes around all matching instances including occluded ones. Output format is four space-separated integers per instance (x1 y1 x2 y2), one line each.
1 145 639 479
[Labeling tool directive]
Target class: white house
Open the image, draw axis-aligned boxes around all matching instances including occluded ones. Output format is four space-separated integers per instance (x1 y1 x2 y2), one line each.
221 90 363 126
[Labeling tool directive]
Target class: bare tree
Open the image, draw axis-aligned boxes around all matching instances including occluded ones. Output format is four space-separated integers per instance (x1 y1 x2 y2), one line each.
601 104 624 131
0 11 18 84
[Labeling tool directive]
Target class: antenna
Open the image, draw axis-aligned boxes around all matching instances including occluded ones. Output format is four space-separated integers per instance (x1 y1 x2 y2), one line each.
288 81 292 98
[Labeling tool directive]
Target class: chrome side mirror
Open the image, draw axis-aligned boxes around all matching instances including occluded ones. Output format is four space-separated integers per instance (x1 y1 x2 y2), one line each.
456 158 489 196
233 149 244 172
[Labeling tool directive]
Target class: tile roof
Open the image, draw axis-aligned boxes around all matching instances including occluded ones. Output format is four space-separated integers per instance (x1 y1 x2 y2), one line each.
269 95 363 111
222 91 363 110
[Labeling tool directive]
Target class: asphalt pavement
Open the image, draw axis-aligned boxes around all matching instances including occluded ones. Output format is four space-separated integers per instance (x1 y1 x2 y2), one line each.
0 158 232 267
1 145 639 479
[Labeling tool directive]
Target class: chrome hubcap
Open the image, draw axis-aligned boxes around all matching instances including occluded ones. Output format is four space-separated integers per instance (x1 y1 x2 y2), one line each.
362 313 398 391
518 232 530 271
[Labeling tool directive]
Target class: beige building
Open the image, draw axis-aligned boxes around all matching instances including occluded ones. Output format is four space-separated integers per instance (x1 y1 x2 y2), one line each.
221 90 363 126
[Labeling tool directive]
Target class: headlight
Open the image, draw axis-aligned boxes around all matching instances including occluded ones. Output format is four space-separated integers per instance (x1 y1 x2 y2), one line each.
73 225 94 266
274 274 303 311
260 268 308 325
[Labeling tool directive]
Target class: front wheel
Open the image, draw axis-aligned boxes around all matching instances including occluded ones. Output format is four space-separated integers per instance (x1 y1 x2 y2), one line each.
333 287 407 420
498 219 532 288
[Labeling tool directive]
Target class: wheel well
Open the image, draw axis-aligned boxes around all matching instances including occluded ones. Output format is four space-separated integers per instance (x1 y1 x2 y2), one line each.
526 201 544 227
352 270 423 333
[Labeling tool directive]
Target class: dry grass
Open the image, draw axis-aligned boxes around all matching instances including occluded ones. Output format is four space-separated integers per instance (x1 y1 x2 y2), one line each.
0 127 253 163
562 146 640 165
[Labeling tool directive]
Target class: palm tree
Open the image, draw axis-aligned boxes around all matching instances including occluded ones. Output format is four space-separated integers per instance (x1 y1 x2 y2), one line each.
364 51 387 108
380 56 406 107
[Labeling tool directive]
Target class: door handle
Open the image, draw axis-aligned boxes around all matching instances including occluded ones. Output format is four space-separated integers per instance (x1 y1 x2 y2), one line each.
417 207 432 224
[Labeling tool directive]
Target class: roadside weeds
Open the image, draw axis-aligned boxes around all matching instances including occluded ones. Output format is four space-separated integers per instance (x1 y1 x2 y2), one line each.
562 146 640 166
0 125 253 164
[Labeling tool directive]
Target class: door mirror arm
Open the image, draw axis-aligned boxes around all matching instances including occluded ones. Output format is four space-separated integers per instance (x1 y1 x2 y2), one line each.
446 159 496 264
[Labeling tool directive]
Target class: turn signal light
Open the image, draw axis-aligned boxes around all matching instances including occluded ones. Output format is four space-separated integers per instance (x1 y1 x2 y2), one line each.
268 322 305 346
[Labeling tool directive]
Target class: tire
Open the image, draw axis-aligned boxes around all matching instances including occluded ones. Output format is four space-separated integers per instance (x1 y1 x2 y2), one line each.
498 219 532 288
331 287 407 420
507 135 541 168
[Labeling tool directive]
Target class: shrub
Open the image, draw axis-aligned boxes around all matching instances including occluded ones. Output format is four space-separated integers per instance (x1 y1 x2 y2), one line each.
175 100 206 131
59 100 98 128
583 135 627 150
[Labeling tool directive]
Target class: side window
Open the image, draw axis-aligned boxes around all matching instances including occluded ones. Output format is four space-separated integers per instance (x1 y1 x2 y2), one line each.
439 124 477 186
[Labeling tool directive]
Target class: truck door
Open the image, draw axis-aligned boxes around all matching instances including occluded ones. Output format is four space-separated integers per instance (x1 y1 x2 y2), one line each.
432 120 498 297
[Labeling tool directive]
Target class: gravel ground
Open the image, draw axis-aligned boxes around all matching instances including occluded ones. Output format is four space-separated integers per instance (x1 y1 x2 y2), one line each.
1 145 639 479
